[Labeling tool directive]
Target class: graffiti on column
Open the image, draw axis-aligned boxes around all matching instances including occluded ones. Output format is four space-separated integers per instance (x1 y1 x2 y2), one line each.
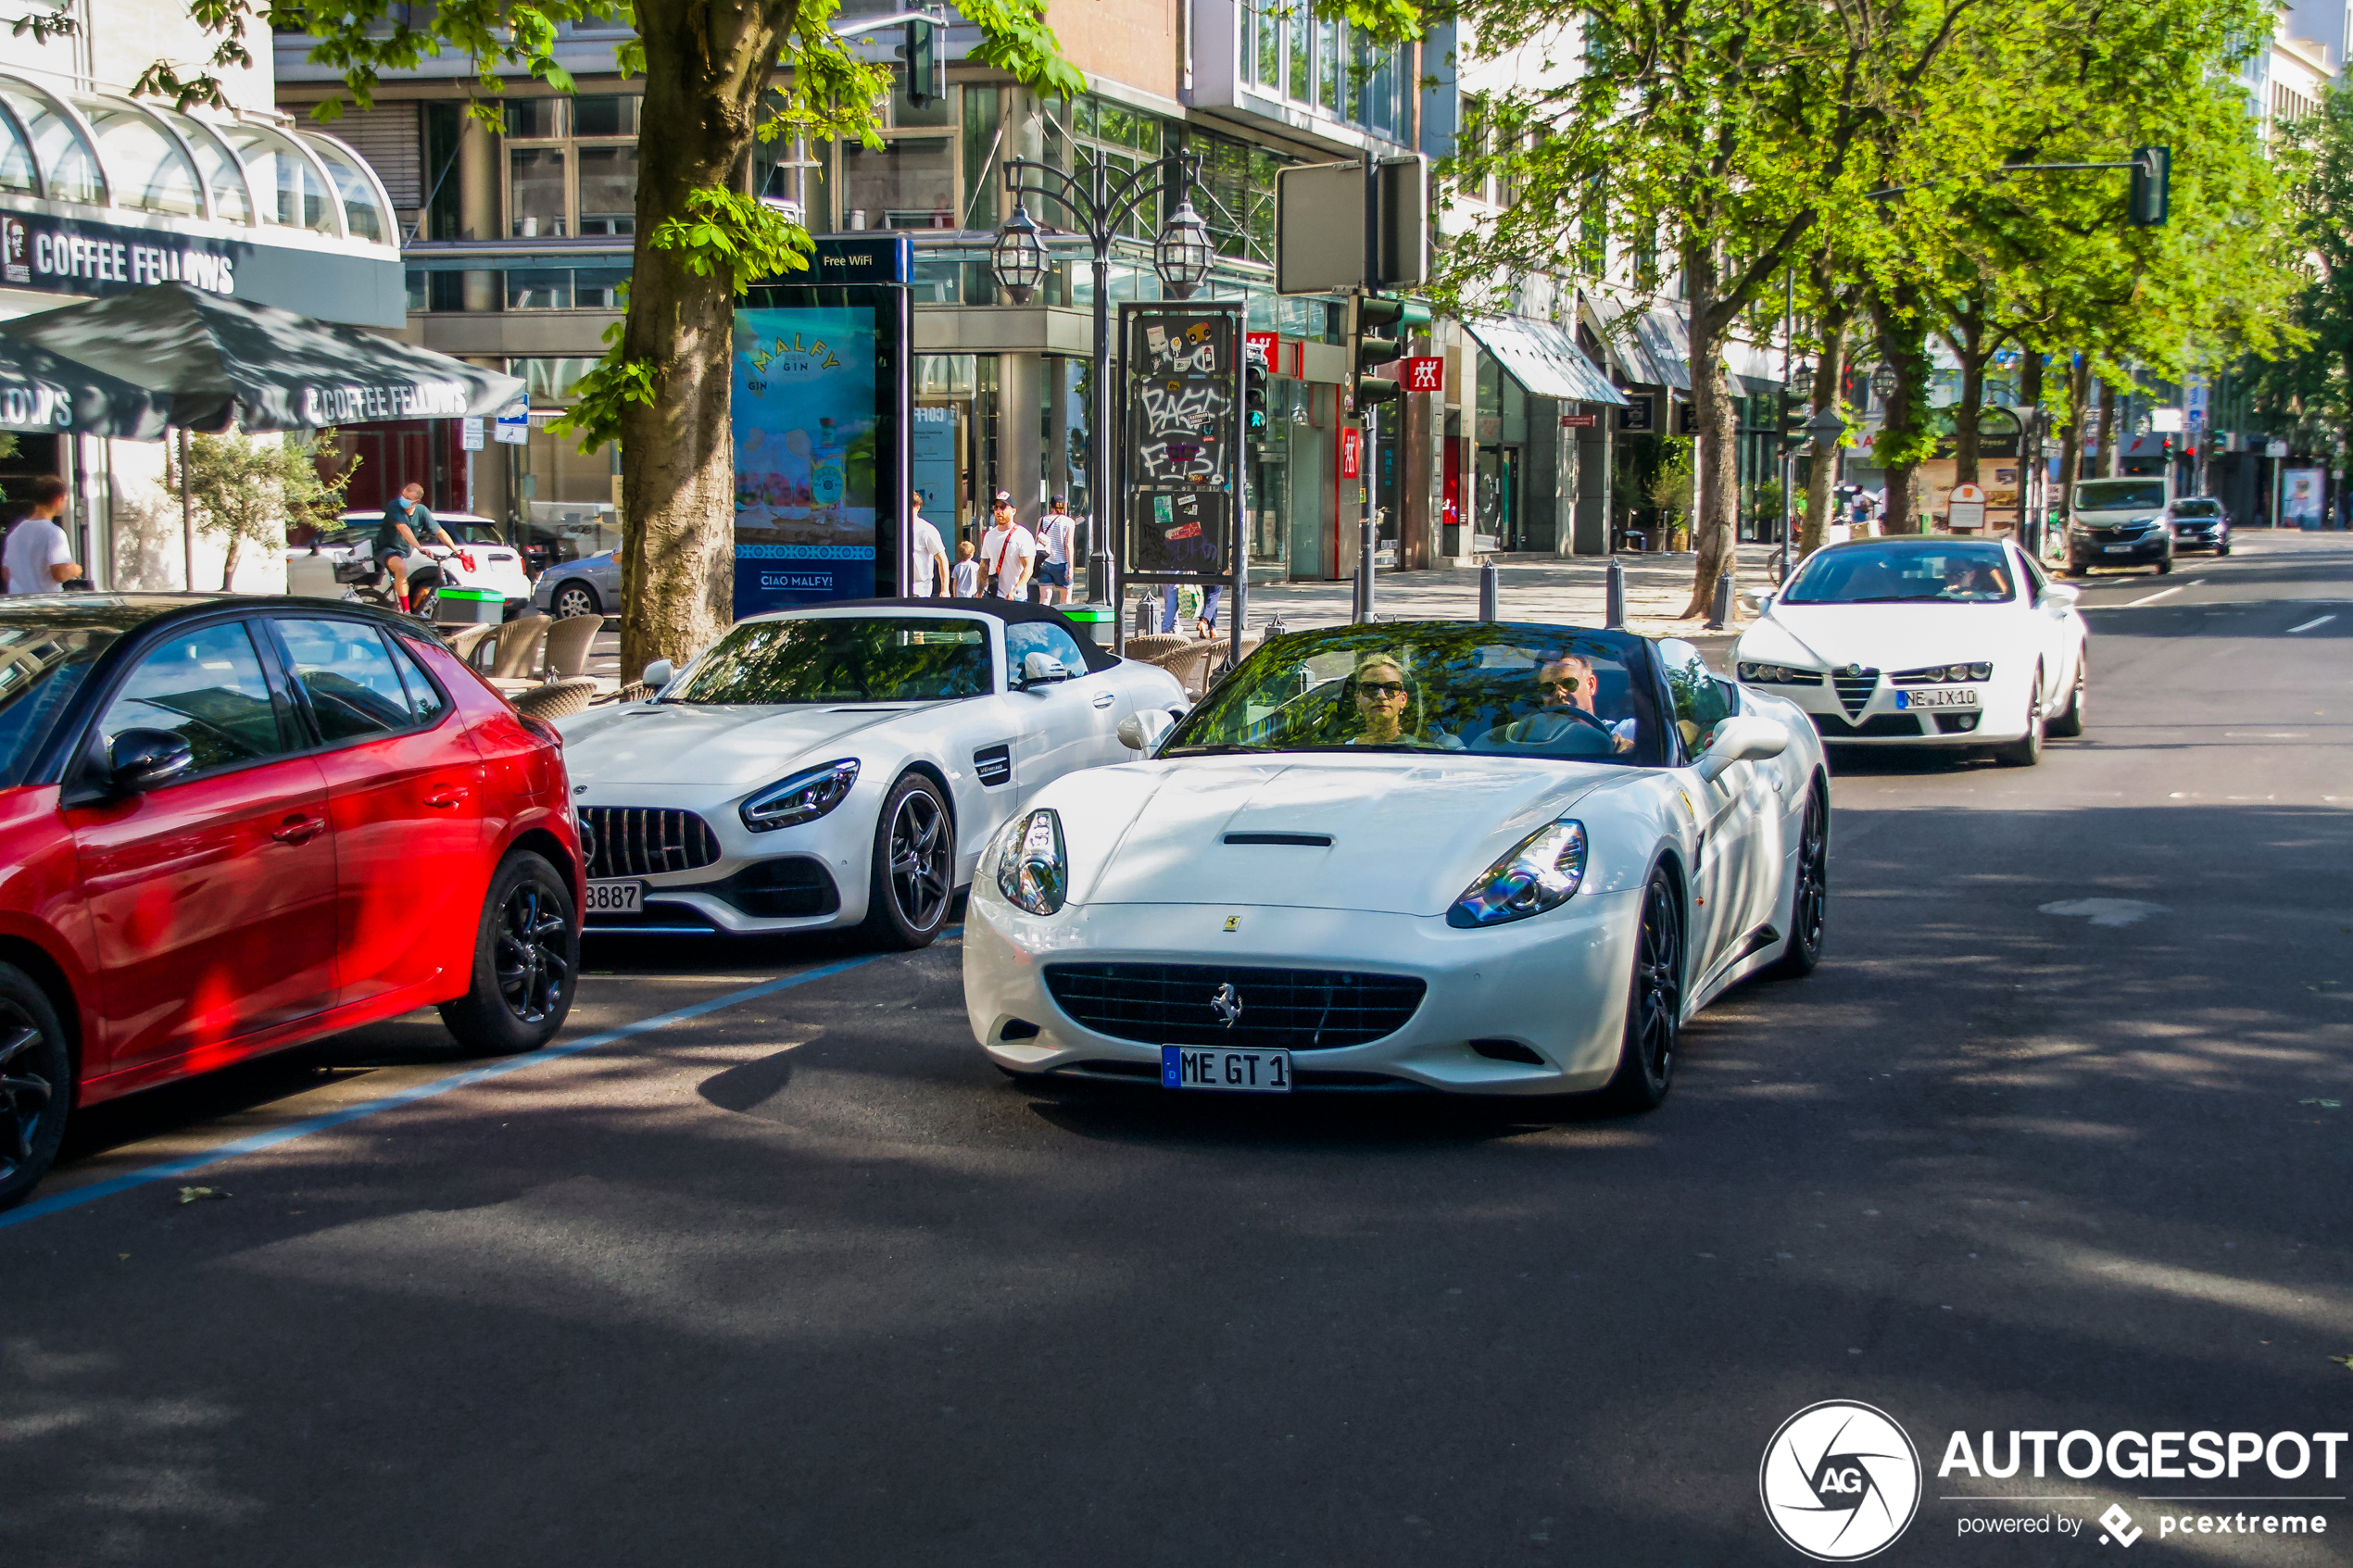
1124 306 1241 576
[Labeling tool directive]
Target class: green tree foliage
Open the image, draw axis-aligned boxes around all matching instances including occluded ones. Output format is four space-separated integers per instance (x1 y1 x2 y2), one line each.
180 430 356 590
2246 82 2353 446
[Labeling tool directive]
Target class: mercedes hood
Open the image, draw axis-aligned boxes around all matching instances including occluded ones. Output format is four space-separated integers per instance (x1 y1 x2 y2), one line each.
553 701 925 788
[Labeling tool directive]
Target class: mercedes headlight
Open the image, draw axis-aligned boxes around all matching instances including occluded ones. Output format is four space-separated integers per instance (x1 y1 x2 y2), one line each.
740 759 860 832
1447 819 1586 929
994 808 1067 915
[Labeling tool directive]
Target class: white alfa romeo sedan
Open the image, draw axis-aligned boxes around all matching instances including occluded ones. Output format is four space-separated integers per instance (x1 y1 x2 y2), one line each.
1733 536 2089 763
556 601 1187 947
965 622 1829 1109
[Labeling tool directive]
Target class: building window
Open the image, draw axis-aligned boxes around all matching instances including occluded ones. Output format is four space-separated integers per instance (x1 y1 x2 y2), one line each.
502 94 642 238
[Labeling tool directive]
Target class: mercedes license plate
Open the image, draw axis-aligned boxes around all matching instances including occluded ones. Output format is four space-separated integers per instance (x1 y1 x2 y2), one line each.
1896 688 1978 710
585 879 644 916
1162 1045 1291 1093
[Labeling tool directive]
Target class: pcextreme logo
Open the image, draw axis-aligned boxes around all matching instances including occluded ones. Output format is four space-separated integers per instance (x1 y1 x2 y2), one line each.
1760 1401 1925 1562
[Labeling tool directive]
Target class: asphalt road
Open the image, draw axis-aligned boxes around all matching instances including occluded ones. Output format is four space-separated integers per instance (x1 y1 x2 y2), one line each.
4 533 2347 1567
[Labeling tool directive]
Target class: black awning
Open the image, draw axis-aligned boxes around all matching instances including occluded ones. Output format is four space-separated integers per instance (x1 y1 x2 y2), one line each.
0 332 176 441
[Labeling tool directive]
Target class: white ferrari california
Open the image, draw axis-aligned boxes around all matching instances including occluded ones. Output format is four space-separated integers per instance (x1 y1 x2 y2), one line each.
964 621 1829 1109
1733 535 2088 763
555 601 1187 947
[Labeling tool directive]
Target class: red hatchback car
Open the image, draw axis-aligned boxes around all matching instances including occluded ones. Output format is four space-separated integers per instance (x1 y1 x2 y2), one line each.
0 596 582 1208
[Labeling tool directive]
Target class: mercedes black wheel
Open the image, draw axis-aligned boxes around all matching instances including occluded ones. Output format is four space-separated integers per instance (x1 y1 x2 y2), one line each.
1768 783 1828 979
551 581 601 619
861 773 955 949
441 853 578 1054
0 963 71 1210
2048 651 2087 738
1600 866 1684 1113
1995 668 2045 767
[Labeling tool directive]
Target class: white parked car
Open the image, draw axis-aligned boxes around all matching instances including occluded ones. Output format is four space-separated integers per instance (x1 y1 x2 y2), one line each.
285 510 533 615
554 601 1189 947
1734 536 2088 764
965 621 1829 1108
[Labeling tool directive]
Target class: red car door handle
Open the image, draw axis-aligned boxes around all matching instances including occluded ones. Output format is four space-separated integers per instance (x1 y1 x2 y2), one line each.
271 815 325 845
422 787 469 809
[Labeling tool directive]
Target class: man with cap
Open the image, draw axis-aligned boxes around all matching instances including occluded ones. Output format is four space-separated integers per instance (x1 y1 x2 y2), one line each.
977 491 1036 601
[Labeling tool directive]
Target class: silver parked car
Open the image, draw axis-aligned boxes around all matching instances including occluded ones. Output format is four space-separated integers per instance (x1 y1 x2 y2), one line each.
531 550 621 618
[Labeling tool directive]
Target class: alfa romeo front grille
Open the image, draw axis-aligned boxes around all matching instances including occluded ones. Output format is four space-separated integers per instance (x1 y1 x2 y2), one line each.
1831 668 1879 718
1042 963 1427 1051
580 807 721 880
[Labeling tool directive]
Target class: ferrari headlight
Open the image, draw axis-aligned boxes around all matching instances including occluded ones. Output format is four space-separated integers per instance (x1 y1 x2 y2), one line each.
994 809 1067 915
740 758 860 832
1447 819 1586 929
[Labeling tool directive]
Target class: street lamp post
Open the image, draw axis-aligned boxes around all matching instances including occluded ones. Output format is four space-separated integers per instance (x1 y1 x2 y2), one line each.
993 151 1208 613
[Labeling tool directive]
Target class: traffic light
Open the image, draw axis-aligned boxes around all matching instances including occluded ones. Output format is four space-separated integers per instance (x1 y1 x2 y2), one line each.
901 19 944 107
1779 388 1808 455
1245 356 1269 435
1350 294 1405 412
2129 145 2171 227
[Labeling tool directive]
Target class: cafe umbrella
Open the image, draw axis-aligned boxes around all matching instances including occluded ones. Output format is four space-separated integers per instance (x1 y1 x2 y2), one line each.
0 282 524 586
0 333 186 442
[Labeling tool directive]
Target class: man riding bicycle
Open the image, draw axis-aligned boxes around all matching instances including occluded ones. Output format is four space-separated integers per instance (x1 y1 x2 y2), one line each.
375 482 456 614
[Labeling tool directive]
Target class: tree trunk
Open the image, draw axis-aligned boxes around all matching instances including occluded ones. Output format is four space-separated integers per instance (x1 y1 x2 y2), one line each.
613 0 795 684
2058 356 2090 521
1799 303 1851 558
1952 343 1985 488
1870 284 1930 535
221 538 241 591
2018 349 2045 546
2097 379 2120 478
1679 243 1738 620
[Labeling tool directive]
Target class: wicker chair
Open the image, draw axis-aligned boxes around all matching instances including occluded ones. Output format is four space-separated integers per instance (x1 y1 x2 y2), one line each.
484 616 551 681
540 614 603 680
1121 633 1190 666
1141 640 1220 697
510 677 600 721
439 622 497 667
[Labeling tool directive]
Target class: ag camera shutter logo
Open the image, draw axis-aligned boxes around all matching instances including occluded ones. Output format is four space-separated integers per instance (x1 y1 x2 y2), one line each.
1760 1400 1922 1561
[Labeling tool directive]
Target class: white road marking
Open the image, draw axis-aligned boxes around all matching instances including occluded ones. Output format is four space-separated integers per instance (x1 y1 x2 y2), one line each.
2286 614 2336 633
2040 897 2171 927
2120 585 2185 607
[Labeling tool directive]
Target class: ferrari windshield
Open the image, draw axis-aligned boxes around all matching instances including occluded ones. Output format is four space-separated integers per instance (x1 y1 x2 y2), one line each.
1161 623 1664 765
1781 540 2017 605
667 616 991 704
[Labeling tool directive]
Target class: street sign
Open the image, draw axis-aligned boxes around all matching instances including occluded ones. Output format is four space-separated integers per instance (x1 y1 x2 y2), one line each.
1403 355 1444 394
1560 412 1599 429
494 398 529 445
1948 483 1986 532
1340 427 1363 480
460 415 484 451
2151 408 2183 433
1245 331 1277 369
1275 157 1428 295
2268 439 2290 458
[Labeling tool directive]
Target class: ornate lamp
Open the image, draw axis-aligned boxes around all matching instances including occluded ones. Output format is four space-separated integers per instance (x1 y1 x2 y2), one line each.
1152 199 1214 299
990 204 1047 303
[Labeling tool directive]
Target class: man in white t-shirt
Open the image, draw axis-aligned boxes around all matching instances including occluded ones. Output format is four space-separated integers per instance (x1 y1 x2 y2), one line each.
1034 495 1079 605
978 492 1036 600
906 495 950 596
4 476 80 596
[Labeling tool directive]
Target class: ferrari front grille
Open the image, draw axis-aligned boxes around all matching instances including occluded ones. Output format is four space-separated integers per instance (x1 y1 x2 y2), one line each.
1830 668 1880 718
581 807 721 880
1042 963 1427 1050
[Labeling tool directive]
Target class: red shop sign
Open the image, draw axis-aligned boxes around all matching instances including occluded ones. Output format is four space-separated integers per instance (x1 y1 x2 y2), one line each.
1245 331 1277 369
1340 427 1363 480
1403 356 1445 394
1560 412 1599 429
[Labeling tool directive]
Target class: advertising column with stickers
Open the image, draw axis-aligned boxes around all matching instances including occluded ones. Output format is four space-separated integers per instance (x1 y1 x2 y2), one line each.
1121 301 1246 654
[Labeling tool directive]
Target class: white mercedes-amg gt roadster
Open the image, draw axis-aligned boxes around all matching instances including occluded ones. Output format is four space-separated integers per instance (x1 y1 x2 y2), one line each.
964 621 1830 1110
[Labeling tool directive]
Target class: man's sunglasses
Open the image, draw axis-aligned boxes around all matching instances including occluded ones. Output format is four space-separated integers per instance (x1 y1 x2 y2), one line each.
1540 676 1584 695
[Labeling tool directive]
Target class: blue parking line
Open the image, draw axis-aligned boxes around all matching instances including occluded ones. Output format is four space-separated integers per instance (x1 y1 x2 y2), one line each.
0 949 894 1233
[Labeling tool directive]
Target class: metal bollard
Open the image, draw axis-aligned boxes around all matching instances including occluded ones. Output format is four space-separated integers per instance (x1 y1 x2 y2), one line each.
1705 568 1735 631
1353 553 1370 623
1134 594 1154 636
1604 558 1627 630
1358 516 1378 622
1478 558 1499 621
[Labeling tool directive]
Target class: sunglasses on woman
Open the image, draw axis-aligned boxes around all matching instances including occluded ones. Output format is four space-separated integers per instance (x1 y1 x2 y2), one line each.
1357 681 1408 698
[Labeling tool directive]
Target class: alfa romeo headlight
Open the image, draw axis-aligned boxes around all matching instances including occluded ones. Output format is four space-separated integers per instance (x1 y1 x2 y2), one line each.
1448 819 1586 929
995 808 1067 915
1738 662 1819 685
740 758 859 832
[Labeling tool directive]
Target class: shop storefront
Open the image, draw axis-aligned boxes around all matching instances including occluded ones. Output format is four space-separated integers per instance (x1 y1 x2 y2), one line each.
1461 315 1627 557
0 65 403 589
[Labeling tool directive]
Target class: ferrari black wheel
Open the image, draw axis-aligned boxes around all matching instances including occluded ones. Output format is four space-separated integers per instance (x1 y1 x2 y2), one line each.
1769 783 1828 979
1600 866 1683 1113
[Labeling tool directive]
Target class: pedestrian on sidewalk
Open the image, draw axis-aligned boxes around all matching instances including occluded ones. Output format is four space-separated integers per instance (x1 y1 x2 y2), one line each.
906 494 950 597
3 476 81 595
1034 495 1076 605
979 493 1036 601
950 540 980 597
